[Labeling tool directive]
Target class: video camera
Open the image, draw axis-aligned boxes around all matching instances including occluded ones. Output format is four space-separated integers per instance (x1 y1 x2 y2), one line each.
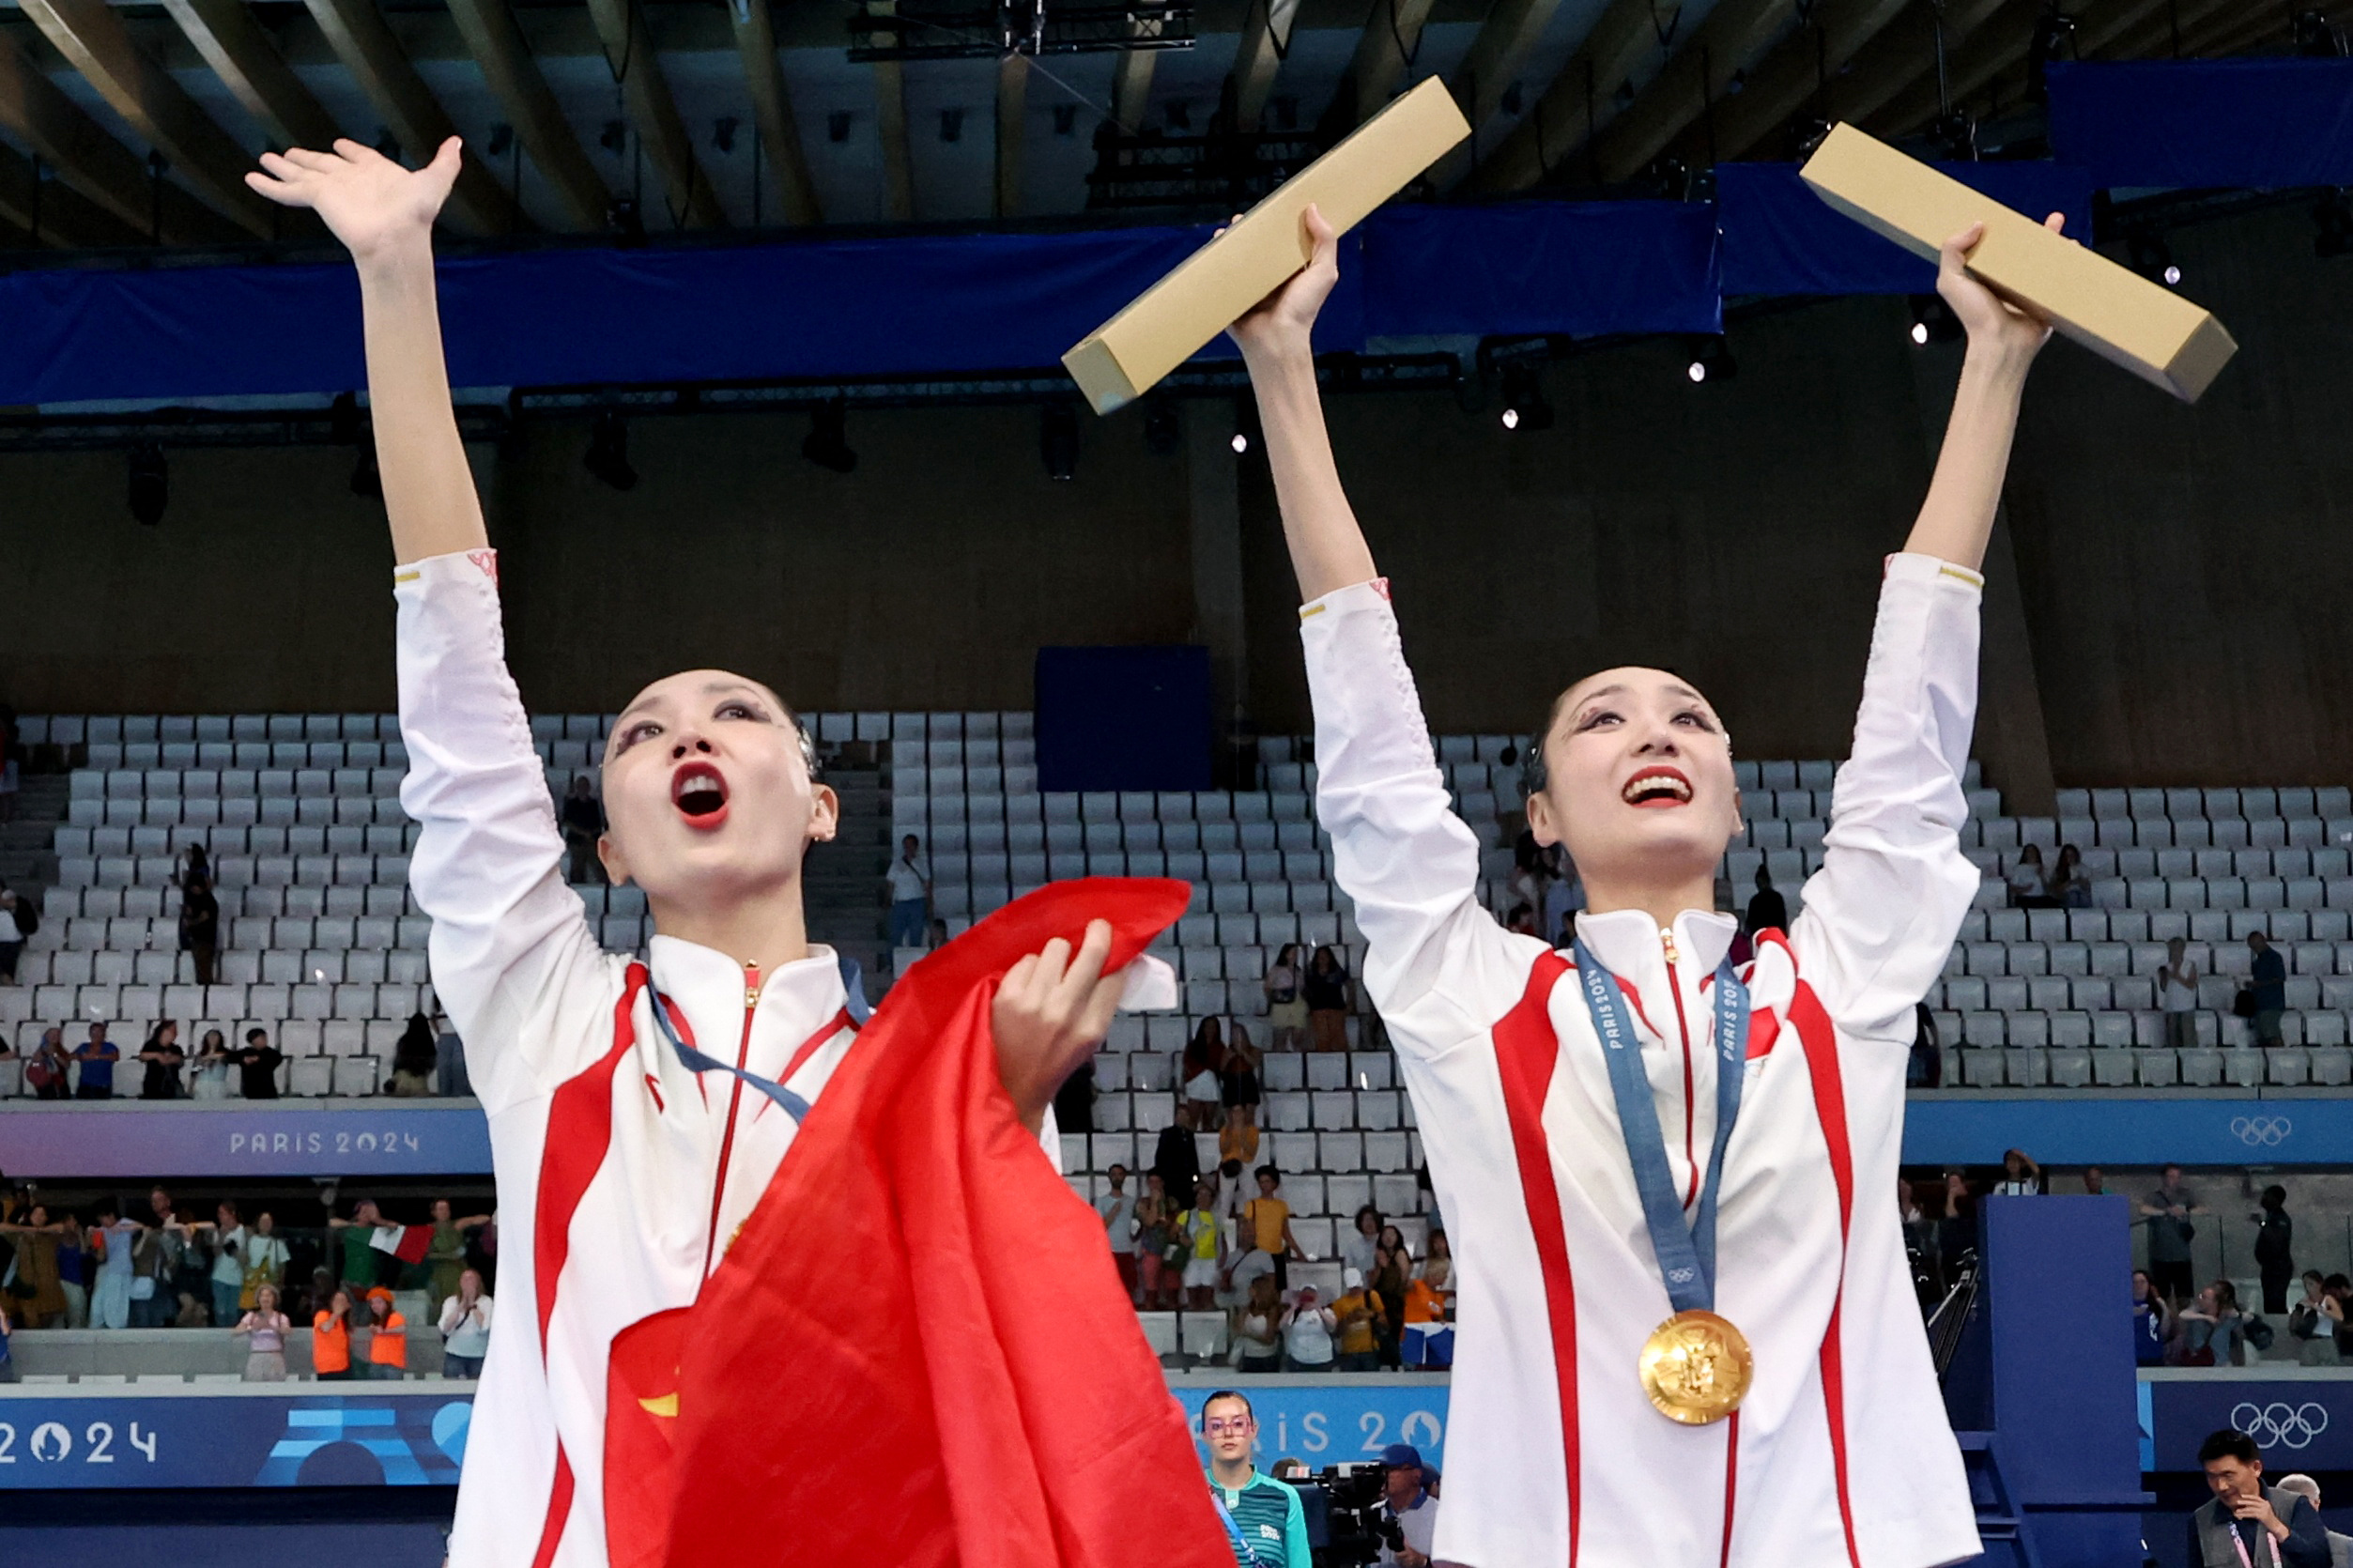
1281 1462 1406 1567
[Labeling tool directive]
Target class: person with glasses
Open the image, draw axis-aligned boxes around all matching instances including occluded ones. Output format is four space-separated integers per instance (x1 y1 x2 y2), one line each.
1201 1391 1311 1568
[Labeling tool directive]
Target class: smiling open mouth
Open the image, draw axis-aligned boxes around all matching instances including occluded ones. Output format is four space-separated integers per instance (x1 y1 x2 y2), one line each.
1622 766 1694 807
671 761 730 824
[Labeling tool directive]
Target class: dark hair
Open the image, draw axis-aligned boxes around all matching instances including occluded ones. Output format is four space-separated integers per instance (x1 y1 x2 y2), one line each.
1356 1205 1383 1235
1201 1390 1254 1429
2263 1185 2287 1210
1253 1164 1279 1185
1220 1159 1242 1177
2198 1428 2261 1466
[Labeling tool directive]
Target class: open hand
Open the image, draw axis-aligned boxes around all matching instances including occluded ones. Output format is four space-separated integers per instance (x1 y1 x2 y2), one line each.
1937 214 2063 364
247 137 461 261
992 919 1127 1135
1228 203 1340 361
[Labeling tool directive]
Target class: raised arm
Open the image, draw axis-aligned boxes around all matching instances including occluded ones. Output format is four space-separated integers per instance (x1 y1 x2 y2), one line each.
1228 208 1541 1054
250 140 618 1111
1792 219 2058 1041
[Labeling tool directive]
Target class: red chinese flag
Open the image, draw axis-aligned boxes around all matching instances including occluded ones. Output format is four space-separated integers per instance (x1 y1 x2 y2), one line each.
640 878 1230 1568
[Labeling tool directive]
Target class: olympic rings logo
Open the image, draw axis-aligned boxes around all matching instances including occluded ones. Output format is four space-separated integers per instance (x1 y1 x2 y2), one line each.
2234 1402 2331 1451
2231 1116 2294 1146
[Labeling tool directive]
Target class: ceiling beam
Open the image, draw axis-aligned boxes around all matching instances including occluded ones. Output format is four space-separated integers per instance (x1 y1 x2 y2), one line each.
17 0 279 234
445 0 612 231
1588 0 1800 182
1111 40 1158 132
581 0 728 227
1709 0 1916 161
2186 6 2299 54
864 2 914 220
1440 0 1570 161
0 137 146 249
0 29 246 244
301 0 524 236
1808 0 2010 141
1468 0 1700 194
995 52 1027 218
727 0 821 225
1865 2 2046 138
1336 0 1438 127
1226 0 1303 131
158 0 341 152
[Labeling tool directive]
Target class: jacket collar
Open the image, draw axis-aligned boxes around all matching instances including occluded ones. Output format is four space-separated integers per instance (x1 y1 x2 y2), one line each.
1574 905 1740 981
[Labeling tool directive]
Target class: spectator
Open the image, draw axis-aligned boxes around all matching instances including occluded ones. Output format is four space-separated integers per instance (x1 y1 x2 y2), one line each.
1403 1258 1453 1369
2271 1475 2353 1568
1938 1171 1979 1269
434 1008 470 1099
1899 1179 1934 1267
137 1021 186 1100
54 1214 87 1328
1507 833 1546 920
2083 1166 2107 1195
201 1201 249 1327
238 1212 290 1314
364 1287 408 1379
1243 1167 1306 1290
2176 1280 2247 1367
439 1268 494 1378
2050 843 2092 909
233 1285 292 1382
884 833 930 952
1133 1175 1174 1312
329 1199 387 1290
1370 1225 1411 1370
0 1204 66 1328
2288 1270 2343 1367
1332 1268 1383 1372
1182 1019 1226 1132
1992 1148 2042 1196
2245 932 2288 1047
2006 844 2049 908
1150 1123 1199 1229
1746 865 1788 937
177 875 220 986
1908 1002 1942 1088
313 1290 356 1380
2132 1271 2172 1367
2141 1164 2204 1304
1264 944 1307 1051
1376 1444 1440 1568
1505 902 1539 937
2191 1428 2331 1568
2160 937 2202 1051
1233 1274 1284 1375
1220 1103 1261 1169
72 1022 120 1099
1176 1179 1224 1311
0 888 32 984
560 777 606 885
1221 1022 1263 1129
1304 947 1351 1053
131 1187 188 1327
88 1202 136 1330
235 1028 285 1099
1341 1206 1382 1280
2255 1185 2297 1314
1096 1164 1139 1303
188 1028 234 1100
172 844 210 894
1200 1391 1312 1568
1282 1285 1338 1373
388 1013 439 1097
1540 844 1579 945
24 1026 68 1099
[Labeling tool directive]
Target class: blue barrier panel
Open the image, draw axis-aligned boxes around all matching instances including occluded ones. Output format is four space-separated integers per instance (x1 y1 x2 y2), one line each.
1902 1093 2350 1167
0 1101 494 1176
1168 1376 1452 1471
1717 161 2097 296
1360 201 1722 337
0 1390 469 1488
2048 59 2353 190
2143 1370 2353 1472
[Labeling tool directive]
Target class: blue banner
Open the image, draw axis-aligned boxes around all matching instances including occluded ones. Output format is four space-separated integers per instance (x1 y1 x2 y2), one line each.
0 1102 492 1176
0 1391 469 1488
1902 1094 2353 1167
2143 1372 2353 1472
1168 1377 1452 1472
2048 59 2353 191
1360 201 1722 338
1717 161 2097 297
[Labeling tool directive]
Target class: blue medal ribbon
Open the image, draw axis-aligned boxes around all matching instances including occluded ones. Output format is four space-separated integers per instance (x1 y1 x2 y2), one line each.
1570 936 1749 1315
645 989 815 1125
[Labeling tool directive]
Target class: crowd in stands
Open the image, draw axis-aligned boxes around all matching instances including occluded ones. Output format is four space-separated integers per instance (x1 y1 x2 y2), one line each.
0 1011 454 1099
0 1182 494 1381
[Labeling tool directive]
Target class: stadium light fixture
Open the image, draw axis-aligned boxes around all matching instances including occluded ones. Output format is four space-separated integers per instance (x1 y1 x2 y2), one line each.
1685 336 1736 385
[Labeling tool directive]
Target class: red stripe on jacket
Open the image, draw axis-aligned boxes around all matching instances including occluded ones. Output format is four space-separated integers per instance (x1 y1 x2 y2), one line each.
1493 949 1582 1566
1784 961 1862 1568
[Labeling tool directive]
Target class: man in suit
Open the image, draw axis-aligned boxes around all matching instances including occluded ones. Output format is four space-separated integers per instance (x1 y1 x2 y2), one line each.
2191 1430 2331 1567
2274 1476 2353 1568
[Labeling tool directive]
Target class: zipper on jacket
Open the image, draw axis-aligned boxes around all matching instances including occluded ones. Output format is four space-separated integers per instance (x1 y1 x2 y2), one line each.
702 961 761 1269
1660 927 1702 1210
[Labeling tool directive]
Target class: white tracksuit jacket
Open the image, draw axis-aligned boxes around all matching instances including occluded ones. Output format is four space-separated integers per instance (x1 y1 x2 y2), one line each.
1300 552 1986 1568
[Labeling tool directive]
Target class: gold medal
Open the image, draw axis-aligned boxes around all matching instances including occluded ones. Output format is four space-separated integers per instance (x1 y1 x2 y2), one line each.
1638 1310 1752 1425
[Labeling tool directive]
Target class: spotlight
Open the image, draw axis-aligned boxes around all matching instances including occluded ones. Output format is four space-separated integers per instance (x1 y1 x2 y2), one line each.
128 442 168 526
1039 402 1080 482
1907 294 1961 346
803 400 857 474
1685 336 1736 384
584 410 638 491
1142 397 1180 456
2315 191 2353 259
2127 228 2177 287
1498 362 1553 432
1231 430 1249 454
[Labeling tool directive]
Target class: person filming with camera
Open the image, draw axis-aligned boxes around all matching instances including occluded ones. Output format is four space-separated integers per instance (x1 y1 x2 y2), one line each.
1202 1391 1311 1568
1375 1444 1439 1568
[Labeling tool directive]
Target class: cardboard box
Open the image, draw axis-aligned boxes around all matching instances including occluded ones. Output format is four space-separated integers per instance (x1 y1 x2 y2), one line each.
1800 122 2237 403
1063 76 1470 415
